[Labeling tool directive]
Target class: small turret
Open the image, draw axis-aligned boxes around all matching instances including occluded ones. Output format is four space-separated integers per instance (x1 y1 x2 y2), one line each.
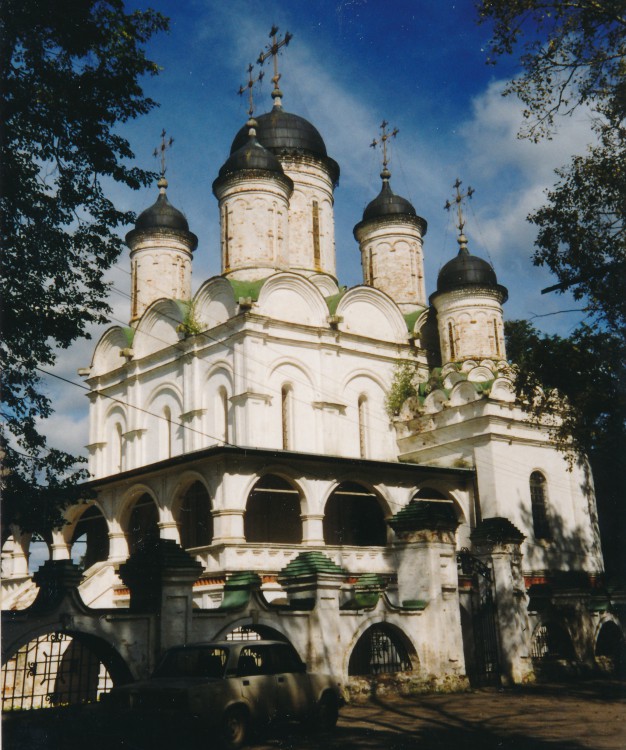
126 166 198 324
353 122 427 311
213 117 293 280
431 181 507 364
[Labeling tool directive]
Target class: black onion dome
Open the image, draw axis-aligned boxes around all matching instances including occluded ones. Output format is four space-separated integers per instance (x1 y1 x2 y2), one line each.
230 107 340 185
213 132 294 195
436 248 508 301
135 191 190 232
218 137 286 179
231 109 327 157
363 179 417 221
353 177 427 238
126 180 198 251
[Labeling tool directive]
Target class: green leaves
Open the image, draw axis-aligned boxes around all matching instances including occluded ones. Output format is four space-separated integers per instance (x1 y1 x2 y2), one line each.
0 1 168 533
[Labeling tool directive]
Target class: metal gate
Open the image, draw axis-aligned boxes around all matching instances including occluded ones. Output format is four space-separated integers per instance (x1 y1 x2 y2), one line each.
457 549 501 686
2 632 113 711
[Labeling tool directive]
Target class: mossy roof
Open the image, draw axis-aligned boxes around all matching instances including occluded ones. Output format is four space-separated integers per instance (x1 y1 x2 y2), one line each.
278 551 346 580
389 500 458 533
228 278 268 301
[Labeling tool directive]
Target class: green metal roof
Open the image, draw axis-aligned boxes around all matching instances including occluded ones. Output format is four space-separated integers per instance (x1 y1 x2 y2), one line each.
278 551 346 580
228 278 268 302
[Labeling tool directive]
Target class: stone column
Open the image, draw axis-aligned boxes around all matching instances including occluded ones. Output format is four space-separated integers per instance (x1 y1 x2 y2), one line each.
389 501 465 677
118 539 203 653
277 551 346 675
471 517 534 685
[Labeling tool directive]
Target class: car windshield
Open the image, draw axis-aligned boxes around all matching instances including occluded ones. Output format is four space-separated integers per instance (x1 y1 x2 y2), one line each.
153 647 229 679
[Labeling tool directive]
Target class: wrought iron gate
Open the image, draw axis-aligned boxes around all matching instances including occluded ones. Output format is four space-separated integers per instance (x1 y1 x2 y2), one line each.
457 549 501 686
2 632 113 711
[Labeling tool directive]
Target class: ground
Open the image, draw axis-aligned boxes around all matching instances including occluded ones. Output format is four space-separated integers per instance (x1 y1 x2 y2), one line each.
3 679 625 749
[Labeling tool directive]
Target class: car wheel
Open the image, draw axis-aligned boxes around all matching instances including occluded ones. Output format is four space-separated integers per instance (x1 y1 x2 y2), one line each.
316 692 339 731
220 706 248 749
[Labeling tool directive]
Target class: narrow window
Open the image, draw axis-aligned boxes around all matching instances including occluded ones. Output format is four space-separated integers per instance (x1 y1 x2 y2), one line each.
368 250 374 285
219 387 229 444
223 208 230 270
530 471 551 539
116 423 123 473
358 395 367 459
131 261 138 319
448 321 456 360
281 385 292 450
164 406 172 459
493 319 501 356
312 200 321 268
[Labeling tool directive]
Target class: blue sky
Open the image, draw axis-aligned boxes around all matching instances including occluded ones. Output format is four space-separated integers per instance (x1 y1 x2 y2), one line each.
40 0 597 460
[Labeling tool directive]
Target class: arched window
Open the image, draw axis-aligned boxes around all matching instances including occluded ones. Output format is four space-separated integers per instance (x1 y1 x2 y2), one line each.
244 475 302 544
348 624 415 676
178 481 213 549
281 385 292 450
70 506 109 570
126 494 159 556
530 471 551 540
531 622 575 660
358 395 368 459
324 482 386 546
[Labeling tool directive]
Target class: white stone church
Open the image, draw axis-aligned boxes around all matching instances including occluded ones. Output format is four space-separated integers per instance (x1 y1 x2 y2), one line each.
3 53 621 693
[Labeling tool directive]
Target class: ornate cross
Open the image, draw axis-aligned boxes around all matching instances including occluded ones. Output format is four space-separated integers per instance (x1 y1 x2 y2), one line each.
238 63 265 117
370 120 399 175
445 178 474 235
153 129 174 178
257 25 293 102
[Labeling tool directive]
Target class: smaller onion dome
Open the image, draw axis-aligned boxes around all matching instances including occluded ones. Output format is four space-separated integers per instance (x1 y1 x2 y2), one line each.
363 176 417 222
213 119 293 195
135 187 189 232
435 241 508 301
354 171 427 237
126 178 198 250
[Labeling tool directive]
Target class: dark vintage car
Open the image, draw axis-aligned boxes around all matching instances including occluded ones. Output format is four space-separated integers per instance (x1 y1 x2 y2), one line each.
103 640 344 748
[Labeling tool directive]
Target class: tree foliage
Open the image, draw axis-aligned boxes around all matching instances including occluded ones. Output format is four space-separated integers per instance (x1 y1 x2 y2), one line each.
0 0 168 534
478 0 626 138
479 1 626 330
505 320 626 574
479 1 626 574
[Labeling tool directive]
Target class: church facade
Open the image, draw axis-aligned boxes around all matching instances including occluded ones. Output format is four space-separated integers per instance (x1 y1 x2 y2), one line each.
2 57 620 694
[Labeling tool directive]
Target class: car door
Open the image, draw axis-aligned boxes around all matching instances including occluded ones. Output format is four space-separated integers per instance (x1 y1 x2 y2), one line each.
236 645 278 722
270 643 313 720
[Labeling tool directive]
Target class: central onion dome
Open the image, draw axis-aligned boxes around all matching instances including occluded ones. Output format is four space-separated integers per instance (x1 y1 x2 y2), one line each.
230 106 340 185
435 242 508 301
127 178 198 250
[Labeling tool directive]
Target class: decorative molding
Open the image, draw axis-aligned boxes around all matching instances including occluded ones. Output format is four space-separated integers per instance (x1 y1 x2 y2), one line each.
122 428 147 440
180 408 207 421
312 400 347 414
229 391 272 405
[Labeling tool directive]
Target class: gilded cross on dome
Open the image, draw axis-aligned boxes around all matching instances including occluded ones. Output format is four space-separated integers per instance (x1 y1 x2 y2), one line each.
238 63 265 118
370 120 399 179
153 129 174 184
257 25 293 107
445 178 474 252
